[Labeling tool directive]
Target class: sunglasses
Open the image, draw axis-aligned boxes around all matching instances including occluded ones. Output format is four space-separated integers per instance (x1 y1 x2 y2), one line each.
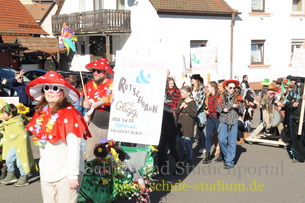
91 69 106 74
228 87 236 90
43 85 62 93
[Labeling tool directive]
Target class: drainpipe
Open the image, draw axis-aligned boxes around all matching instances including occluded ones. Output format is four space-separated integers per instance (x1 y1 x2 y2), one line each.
230 13 236 79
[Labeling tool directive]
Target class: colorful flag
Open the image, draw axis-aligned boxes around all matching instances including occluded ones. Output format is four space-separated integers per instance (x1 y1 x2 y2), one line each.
60 23 77 55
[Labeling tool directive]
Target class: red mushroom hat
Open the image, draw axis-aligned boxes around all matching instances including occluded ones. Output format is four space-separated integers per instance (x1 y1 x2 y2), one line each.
222 79 240 89
85 58 114 74
26 70 80 104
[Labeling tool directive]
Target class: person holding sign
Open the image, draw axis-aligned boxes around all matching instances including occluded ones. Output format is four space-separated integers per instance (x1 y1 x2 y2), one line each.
158 77 183 175
284 78 305 163
176 86 197 165
82 58 114 161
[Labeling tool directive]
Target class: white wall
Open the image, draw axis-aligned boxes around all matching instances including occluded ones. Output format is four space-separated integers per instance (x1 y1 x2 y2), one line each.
70 36 90 72
60 0 80 14
41 4 58 35
226 0 305 82
64 0 305 82
116 0 233 82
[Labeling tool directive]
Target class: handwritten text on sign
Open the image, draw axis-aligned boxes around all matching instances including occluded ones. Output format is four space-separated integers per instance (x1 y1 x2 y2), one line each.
108 69 166 145
191 47 218 73
292 48 305 76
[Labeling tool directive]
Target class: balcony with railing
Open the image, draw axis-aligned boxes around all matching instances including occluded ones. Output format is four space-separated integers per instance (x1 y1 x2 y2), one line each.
52 9 131 35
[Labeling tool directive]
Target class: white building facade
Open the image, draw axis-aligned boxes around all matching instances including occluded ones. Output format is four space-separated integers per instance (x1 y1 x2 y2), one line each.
56 0 305 82
226 0 305 82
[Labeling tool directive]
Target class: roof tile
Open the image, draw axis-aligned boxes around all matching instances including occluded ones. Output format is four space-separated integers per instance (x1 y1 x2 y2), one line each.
16 36 63 54
0 0 48 36
24 3 52 22
150 0 237 14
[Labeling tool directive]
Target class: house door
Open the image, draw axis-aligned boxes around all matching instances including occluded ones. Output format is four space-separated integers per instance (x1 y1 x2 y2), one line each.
89 36 106 62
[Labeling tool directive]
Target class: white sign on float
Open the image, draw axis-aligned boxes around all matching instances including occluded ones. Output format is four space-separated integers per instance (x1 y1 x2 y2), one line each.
190 47 218 74
108 51 166 145
291 48 305 76
0 97 19 106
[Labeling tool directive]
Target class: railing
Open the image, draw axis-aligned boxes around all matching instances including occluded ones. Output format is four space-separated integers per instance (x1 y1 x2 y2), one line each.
52 9 131 35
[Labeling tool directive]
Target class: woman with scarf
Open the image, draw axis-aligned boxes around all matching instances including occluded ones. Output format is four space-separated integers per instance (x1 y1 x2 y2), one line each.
25 71 91 202
217 79 244 169
190 74 206 154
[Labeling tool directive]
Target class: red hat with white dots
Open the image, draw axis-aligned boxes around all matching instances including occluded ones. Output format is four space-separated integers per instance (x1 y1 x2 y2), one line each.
85 58 114 74
26 70 80 104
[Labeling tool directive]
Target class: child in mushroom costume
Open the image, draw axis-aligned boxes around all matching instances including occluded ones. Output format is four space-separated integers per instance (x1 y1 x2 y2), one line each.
25 70 91 202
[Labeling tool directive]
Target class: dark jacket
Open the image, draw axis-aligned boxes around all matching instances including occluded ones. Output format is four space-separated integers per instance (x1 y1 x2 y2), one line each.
176 99 197 138
285 85 303 120
0 83 9 96
11 78 29 106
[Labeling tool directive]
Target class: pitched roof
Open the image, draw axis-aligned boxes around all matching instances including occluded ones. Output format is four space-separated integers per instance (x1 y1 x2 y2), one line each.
2 36 17 43
149 0 237 16
23 3 52 23
16 36 63 54
0 0 48 36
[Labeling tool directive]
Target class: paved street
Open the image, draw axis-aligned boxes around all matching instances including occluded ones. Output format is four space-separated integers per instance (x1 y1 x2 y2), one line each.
1 109 305 203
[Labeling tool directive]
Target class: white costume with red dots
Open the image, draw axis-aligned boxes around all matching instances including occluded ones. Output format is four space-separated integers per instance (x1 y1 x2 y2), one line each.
27 105 90 181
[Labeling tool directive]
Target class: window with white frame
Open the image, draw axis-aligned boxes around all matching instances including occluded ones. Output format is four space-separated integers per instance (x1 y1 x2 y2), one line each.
251 40 265 64
291 40 304 60
252 0 264 12
292 0 303 13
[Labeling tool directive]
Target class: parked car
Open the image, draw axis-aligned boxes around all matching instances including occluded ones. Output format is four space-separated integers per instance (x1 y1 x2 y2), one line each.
22 69 48 81
0 66 30 96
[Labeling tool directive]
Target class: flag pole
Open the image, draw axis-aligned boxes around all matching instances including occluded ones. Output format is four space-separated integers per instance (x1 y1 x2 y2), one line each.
75 52 87 98
60 23 87 98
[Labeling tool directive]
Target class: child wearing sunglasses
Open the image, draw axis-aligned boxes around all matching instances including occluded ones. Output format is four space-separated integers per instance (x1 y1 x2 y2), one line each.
0 103 37 186
26 71 91 202
216 79 244 169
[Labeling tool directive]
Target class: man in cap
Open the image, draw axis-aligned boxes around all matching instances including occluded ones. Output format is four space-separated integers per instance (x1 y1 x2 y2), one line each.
82 58 114 160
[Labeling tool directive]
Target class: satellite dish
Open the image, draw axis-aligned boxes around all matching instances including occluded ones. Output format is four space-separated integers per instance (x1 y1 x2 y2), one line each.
128 0 138 7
